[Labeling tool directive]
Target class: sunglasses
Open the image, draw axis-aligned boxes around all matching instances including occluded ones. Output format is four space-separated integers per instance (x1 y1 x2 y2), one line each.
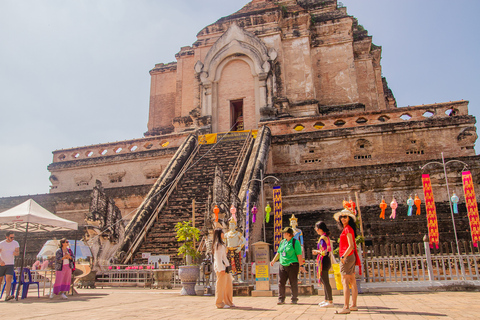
9 237 15 239
340 216 349 219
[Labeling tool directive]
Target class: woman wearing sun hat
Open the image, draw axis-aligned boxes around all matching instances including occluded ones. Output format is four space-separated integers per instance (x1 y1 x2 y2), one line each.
333 208 361 314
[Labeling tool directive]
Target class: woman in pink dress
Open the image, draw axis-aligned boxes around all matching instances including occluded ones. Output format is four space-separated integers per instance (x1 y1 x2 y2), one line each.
50 239 74 299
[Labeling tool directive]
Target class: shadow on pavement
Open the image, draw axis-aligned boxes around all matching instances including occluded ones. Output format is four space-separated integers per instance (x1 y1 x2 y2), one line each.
363 306 447 317
10 293 107 304
232 306 276 312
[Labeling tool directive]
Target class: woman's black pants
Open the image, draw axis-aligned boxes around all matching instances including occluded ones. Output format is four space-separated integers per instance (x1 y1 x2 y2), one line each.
320 256 333 301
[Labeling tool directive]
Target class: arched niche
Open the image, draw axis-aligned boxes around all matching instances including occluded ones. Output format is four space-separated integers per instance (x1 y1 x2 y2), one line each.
195 23 276 133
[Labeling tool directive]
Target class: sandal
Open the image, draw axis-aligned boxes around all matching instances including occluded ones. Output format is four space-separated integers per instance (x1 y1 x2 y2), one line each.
335 308 350 314
350 306 358 311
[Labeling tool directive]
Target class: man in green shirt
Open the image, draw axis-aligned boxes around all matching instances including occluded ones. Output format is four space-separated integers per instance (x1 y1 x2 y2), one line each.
270 227 305 304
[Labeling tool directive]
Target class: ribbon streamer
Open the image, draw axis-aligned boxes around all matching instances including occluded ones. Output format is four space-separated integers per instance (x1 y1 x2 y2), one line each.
414 194 422 215
390 197 398 219
265 203 271 223
451 192 459 214
407 195 414 217
379 198 387 219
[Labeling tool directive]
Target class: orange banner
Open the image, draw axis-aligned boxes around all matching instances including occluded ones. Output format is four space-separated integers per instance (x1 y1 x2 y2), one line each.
462 171 480 247
422 174 439 249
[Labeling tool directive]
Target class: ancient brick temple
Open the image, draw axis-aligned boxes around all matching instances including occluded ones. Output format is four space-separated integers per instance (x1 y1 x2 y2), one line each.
1 0 479 261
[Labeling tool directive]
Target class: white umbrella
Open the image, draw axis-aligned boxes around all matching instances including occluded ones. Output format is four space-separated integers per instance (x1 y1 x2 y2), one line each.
0 199 77 232
0 199 78 300
38 240 92 260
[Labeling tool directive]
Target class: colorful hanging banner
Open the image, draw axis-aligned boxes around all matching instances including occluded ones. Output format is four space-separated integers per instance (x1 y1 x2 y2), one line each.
244 190 250 258
422 174 440 249
273 186 283 254
462 171 480 247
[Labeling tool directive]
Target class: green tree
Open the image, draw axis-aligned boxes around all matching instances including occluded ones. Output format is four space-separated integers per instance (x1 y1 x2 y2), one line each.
174 221 201 264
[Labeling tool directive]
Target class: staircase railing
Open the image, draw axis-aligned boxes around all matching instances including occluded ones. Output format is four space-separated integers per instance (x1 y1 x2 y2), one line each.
227 131 252 186
123 142 201 263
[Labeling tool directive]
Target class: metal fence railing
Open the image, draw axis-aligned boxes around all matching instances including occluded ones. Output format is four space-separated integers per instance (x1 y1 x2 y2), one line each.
364 241 480 283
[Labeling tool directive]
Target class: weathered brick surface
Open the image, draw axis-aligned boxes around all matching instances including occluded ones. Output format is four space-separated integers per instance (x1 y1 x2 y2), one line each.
133 139 247 264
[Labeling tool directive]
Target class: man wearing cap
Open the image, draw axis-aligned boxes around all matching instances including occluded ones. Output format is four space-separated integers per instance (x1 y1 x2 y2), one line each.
0 231 20 301
270 227 305 305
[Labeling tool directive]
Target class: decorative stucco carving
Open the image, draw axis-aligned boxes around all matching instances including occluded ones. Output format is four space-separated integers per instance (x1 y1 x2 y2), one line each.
195 23 277 131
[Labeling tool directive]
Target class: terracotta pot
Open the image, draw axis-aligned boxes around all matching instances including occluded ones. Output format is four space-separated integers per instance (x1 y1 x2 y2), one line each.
178 265 200 295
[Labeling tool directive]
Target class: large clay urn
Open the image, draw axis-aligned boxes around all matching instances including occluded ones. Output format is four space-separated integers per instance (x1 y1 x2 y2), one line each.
178 265 200 295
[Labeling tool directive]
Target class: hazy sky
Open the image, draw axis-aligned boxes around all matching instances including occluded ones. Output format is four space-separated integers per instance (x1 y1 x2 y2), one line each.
1 0 479 197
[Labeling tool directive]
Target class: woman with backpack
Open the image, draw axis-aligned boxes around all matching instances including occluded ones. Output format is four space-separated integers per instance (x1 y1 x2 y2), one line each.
270 227 305 305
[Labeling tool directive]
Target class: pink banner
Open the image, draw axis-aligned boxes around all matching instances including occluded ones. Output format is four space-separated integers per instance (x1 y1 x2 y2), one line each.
462 171 480 247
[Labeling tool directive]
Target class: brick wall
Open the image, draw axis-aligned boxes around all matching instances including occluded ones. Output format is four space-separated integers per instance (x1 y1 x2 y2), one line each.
134 138 248 264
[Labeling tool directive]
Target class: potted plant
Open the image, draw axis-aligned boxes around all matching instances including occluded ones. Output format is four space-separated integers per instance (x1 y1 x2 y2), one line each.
175 221 201 295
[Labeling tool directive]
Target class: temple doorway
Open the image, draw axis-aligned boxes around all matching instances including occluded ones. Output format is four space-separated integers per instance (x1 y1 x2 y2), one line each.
230 99 244 131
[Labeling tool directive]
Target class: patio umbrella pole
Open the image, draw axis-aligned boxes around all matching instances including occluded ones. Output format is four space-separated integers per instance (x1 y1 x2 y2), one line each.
15 222 29 301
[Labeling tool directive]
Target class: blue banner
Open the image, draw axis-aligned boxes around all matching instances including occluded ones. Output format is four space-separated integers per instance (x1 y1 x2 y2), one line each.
244 190 250 258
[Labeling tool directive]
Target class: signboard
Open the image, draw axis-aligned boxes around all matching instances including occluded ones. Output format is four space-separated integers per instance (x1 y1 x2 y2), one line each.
255 265 269 281
148 254 170 268
253 242 270 291
142 253 151 259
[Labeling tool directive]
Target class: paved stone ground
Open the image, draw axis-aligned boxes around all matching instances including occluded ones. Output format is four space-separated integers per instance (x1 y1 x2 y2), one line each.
1 288 479 319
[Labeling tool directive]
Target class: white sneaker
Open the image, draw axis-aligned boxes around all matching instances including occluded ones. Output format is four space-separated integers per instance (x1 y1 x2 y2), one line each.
321 302 334 308
223 305 231 309
318 301 327 306
49 292 54 299
61 293 68 300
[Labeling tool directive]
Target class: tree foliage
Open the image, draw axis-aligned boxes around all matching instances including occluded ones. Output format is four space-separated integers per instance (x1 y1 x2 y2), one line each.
174 221 201 264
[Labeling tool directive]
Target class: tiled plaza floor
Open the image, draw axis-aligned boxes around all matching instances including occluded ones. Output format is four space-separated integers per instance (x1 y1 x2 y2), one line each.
1 287 479 319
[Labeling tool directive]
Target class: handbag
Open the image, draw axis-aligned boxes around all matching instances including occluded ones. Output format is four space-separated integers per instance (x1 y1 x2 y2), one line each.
223 261 231 273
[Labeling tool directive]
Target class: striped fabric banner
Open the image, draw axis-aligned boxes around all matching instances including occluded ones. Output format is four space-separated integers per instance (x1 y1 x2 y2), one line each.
422 174 440 249
244 190 250 258
462 171 480 247
273 186 283 254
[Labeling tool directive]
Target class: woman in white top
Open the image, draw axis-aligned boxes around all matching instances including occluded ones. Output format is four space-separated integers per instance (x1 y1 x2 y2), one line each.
213 228 234 309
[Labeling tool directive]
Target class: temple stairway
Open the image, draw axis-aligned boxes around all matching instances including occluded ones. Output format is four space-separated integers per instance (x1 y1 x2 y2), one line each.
133 136 250 263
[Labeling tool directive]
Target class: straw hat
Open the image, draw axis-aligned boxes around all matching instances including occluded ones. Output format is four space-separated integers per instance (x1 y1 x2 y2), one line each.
281 227 294 235
333 208 356 222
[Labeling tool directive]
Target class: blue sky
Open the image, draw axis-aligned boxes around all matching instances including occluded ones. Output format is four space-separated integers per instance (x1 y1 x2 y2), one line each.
0 0 479 197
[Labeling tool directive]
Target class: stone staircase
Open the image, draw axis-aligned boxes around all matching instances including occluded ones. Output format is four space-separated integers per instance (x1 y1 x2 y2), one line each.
134 137 249 263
